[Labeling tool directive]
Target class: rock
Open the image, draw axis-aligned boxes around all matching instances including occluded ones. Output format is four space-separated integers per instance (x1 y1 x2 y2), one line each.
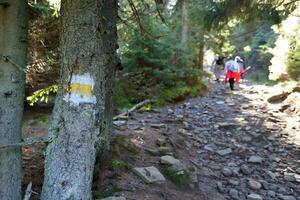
216 148 232 156
241 164 252 175
245 126 251 131
283 173 296 182
156 138 167 147
247 193 263 200
229 189 239 200
266 170 277 179
221 167 232 177
260 180 269 190
241 136 253 142
216 101 225 105
267 92 290 103
113 120 127 126
175 115 184 121
150 123 165 128
248 156 263 164
133 166 166 184
158 146 173 155
144 148 160 156
248 179 262 190
267 190 276 198
228 179 239 186
160 156 180 166
178 128 192 136
204 144 215 152
168 162 187 172
100 197 126 200
278 195 296 200
217 182 226 193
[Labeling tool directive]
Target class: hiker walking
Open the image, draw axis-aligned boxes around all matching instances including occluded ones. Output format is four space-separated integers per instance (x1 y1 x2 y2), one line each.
212 55 225 82
224 56 240 90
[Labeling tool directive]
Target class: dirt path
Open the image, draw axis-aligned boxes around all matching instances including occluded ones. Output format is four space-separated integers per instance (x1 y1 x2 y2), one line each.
22 81 300 200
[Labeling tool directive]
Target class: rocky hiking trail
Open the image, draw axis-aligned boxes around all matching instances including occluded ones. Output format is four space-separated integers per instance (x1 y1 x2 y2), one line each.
22 82 300 200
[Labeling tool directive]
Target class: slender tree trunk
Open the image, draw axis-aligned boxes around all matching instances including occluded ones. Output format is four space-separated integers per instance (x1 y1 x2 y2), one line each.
180 0 188 50
197 36 205 70
0 1 27 199
41 0 118 199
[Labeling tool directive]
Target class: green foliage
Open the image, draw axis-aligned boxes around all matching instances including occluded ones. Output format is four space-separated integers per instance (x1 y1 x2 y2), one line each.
139 104 153 112
94 185 123 199
163 169 191 189
115 9 208 107
26 85 57 106
111 160 132 171
287 47 300 80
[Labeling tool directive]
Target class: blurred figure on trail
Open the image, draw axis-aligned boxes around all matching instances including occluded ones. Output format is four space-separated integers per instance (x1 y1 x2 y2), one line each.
235 56 246 79
224 56 240 90
212 55 225 82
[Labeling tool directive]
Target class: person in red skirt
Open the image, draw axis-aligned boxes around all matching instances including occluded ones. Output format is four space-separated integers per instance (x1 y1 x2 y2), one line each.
224 56 241 90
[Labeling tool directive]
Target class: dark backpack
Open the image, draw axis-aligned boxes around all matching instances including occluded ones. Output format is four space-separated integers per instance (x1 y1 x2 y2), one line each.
216 56 224 65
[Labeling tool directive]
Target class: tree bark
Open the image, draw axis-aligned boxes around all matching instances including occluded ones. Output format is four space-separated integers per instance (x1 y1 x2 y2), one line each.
41 0 118 199
0 1 27 199
197 36 205 70
180 0 188 50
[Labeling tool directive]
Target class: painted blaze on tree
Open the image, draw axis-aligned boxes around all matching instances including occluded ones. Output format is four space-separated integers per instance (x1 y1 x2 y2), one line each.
41 0 118 199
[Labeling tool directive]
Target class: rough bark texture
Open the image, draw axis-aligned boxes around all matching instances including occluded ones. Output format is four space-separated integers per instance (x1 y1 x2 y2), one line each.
0 1 27 199
41 0 118 199
197 37 204 70
180 0 188 49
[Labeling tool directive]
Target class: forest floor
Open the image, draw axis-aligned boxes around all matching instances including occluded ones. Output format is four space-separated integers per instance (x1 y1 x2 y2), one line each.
22 80 300 200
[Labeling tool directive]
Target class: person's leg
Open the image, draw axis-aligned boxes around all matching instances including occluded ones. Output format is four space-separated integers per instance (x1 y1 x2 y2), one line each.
229 78 235 90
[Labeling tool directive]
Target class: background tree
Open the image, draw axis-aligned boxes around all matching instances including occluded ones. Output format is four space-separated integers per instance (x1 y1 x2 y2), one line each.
0 1 28 199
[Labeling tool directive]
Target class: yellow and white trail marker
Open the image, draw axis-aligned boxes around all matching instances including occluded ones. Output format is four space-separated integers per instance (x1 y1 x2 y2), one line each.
63 73 96 105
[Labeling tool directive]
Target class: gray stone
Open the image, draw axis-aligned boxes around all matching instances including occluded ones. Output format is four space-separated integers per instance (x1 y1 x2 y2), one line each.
248 156 263 164
241 164 252 175
266 170 277 179
248 179 262 190
156 138 167 147
204 144 215 152
283 173 296 182
247 193 263 200
217 182 226 193
178 128 192 136
216 148 232 156
160 156 180 166
113 120 127 126
228 179 239 186
241 136 253 142
229 189 239 200
168 162 187 172
158 146 173 155
267 190 275 197
278 195 296 200
150 123 165 128
133 166 166 183
222 167 232 177
100 197 126 200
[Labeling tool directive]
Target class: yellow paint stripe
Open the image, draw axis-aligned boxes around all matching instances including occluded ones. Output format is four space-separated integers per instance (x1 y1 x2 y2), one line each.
67 83 93 96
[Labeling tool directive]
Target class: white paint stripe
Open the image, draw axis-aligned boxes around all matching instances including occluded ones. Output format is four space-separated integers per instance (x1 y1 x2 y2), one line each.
70 73 95 86
63 92 97 106
63 73 97 106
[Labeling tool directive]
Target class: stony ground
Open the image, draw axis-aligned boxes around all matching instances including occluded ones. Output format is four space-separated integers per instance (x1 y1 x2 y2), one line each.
22 81 300 200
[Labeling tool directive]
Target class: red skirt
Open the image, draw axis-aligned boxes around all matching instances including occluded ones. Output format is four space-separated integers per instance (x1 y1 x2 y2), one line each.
225 71 240 84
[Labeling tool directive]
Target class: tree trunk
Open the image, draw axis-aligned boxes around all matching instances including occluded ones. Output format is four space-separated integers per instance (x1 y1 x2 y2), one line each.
0 1 27 199
41 0 118 199
197 36 205 70
180 0 188 50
